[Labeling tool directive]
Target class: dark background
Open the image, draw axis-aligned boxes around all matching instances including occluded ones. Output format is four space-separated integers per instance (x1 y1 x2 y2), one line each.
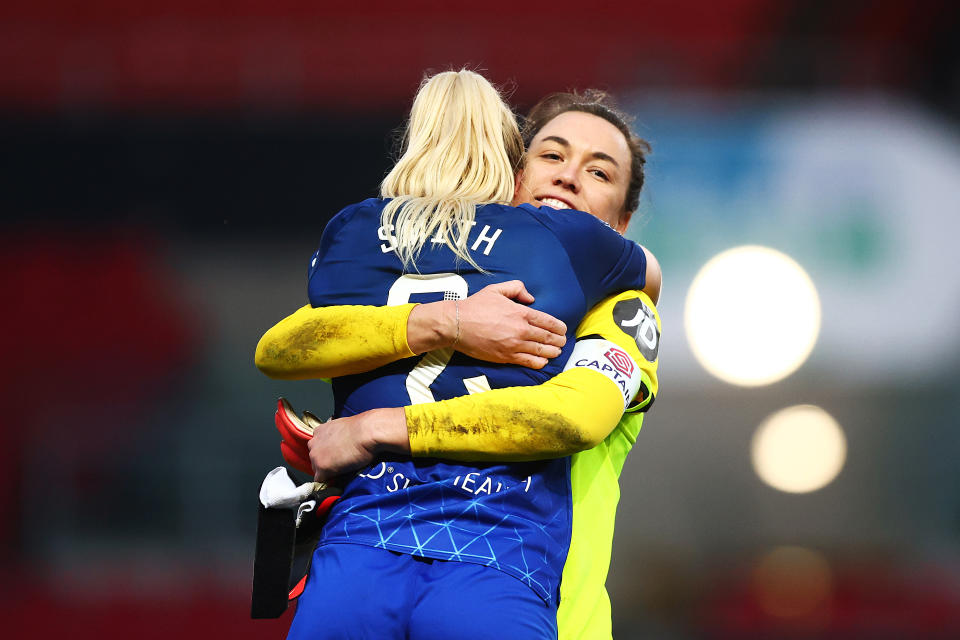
3 1 959 638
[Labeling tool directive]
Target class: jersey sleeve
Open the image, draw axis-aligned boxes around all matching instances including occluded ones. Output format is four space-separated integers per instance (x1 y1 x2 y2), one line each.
255 200 426 379
405 366 625 461
404 291 661 461
569 289 660 413
574 289 661 473
254 303 418 380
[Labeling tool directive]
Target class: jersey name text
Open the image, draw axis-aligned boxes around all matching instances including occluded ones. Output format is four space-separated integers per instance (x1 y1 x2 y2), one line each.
378 222 503 256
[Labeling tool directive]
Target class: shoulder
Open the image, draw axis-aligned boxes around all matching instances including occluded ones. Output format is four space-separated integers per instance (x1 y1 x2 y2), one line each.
523 206 646 291
317 198 387 245
578 290 661 364
474 203 613 239
308 198 386 277
522 205 637 260
519 204 615 235
326 197 385 229
576 290 661 413
474 202 536 225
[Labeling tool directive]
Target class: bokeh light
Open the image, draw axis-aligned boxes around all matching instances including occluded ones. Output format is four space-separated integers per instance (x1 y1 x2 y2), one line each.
684 246 821 386
753 546 833 621
751 405 847 494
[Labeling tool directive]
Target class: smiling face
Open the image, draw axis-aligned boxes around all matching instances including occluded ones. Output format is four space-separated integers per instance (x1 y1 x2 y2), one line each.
513 110 633 234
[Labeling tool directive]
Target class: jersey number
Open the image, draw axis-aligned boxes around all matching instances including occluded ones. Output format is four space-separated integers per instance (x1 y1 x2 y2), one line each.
387 274 491 404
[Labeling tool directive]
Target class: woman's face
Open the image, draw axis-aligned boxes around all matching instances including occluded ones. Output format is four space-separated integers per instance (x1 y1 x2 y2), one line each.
513 111 633 234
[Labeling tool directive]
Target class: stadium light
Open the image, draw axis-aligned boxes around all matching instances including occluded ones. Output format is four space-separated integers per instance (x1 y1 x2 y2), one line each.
751 405 847 494
684 245 821 386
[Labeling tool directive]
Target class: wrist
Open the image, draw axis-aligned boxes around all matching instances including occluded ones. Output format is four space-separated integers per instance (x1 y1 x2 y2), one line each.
407 301 457 353
363 407 411 455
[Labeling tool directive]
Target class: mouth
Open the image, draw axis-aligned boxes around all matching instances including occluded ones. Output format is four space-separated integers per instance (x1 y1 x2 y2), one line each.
537 196 574 210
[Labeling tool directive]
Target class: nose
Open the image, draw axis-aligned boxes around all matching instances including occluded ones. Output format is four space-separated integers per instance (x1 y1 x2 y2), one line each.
552 165 580 193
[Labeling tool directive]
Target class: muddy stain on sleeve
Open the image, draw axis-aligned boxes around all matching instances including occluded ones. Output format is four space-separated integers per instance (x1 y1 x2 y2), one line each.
409 401 590 461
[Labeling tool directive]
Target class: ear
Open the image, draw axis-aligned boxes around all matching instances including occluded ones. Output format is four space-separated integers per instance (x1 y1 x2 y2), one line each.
614 209 633 235
511 170 525 206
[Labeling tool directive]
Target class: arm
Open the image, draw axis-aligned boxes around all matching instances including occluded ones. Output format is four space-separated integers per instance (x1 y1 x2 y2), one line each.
642 247 662 304
255 280 568 379
407 289 660 458
301 290 661 480
405 366 627 460
255 303 419 379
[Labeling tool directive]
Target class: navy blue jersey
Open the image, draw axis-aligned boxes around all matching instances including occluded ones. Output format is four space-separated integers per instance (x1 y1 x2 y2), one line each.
306 197 646 603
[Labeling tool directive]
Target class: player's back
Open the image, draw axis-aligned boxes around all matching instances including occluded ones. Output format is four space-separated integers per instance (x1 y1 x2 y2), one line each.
308 197 647 416
306 197 647 604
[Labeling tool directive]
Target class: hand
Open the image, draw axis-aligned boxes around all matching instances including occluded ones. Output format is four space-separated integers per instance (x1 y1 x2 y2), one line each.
307 407 409 483
457 281 567 368
408 280 567 369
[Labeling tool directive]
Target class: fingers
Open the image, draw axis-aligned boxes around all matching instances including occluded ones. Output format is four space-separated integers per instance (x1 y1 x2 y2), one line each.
496 341 559 368
525 339 561 360
523 312 567 347
520 314 567 350
518 339 562 360
489 280 534 304
508 353 551 370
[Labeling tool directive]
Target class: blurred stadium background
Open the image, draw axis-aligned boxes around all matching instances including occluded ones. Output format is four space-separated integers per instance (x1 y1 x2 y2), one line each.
3 1 959 638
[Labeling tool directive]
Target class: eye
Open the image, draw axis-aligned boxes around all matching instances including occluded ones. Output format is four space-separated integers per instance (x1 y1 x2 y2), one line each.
541 152 562 161
589 168 609 181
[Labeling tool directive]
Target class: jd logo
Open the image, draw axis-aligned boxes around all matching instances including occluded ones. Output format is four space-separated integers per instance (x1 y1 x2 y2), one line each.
613 298 659 362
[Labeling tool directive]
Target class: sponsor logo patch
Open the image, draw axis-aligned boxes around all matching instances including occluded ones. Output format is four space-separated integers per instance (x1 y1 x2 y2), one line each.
612 297 660 362
565 338 642 410
604 347 635 377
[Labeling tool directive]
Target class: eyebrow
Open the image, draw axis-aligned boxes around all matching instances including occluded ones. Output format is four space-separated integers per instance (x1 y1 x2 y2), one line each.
540 135 621 168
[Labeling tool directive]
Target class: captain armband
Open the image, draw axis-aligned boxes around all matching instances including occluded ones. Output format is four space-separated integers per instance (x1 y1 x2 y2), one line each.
562 338 643 412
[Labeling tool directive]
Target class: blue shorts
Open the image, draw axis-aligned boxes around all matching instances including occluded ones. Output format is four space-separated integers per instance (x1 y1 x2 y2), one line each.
287 544 558 640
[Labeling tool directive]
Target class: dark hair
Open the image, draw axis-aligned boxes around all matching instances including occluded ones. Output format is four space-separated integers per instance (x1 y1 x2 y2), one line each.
522 90 651 213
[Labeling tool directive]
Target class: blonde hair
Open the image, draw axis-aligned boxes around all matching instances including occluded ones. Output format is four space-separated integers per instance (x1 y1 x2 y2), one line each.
380 69 523 269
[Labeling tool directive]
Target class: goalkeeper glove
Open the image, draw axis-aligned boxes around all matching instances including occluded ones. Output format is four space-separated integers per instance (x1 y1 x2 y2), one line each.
275 397 322 475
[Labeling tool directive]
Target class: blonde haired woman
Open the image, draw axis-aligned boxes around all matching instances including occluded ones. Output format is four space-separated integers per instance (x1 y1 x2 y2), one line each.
379 69 523 269
273 70 652 639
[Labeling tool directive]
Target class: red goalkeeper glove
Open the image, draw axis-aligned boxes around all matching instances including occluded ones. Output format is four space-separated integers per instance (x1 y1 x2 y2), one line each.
274 398 323 475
